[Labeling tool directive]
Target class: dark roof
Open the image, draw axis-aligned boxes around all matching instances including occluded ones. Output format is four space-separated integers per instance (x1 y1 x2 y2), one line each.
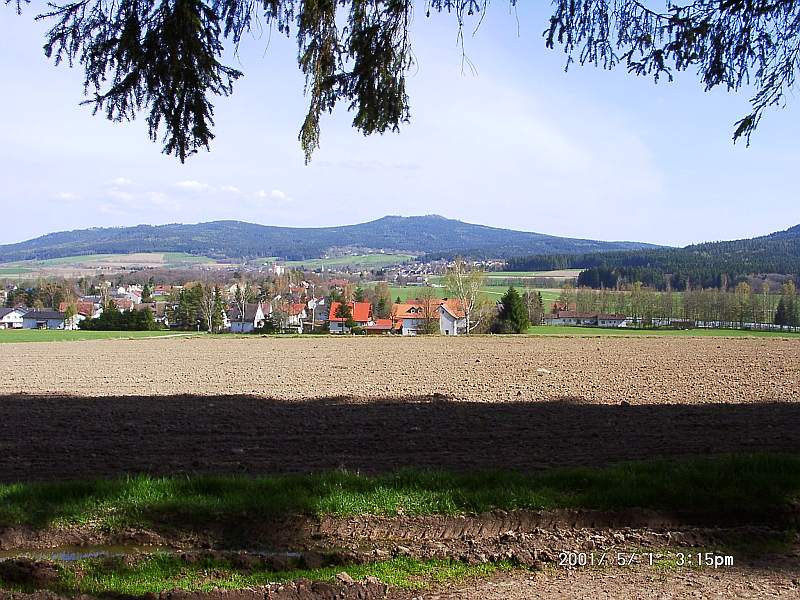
0 308 19 318
23 310 65 320
229 303 262 322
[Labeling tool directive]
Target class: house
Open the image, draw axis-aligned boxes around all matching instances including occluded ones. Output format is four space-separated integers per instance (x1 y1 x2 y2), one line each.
328 301 373 333
363 318 398 335
0 307 26 329
59 301 101 319
286 303 308 332
112 298 135 312
22 309 83 330
391 301 444 335
543 311 627 328
229 302 266 333
438 299 467 335
136 301 174 327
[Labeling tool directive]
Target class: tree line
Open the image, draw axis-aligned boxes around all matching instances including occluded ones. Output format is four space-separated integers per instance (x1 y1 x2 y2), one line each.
508 226 800 292
556 281 800 328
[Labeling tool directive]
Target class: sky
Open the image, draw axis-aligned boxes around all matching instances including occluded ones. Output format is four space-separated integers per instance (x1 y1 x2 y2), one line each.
1 3 799 248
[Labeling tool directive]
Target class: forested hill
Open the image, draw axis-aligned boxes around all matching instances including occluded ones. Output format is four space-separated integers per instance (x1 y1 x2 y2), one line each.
0 216 659 263
507 224 800 290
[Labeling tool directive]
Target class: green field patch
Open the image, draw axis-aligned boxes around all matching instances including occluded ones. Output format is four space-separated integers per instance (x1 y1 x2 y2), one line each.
0 330 199 344
0 555 511 595
527 325 800 337
281 253 415 269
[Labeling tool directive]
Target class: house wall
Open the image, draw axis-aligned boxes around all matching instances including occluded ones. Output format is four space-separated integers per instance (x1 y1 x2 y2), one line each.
230 321 255 333
439 311 464 335
0 313 24 329
22 318 66 330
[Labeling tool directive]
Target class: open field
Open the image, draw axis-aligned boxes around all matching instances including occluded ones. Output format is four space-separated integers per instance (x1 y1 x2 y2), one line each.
527 324 800 336
485 269 583 279
387 285 561 307
0 330 198 343
0 317 787 584
1 335 797 402
282 253 415 269
1 335 798 598
0 252 221 279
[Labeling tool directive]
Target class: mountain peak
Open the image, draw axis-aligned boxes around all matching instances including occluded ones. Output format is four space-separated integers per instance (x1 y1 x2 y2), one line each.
0 216 659 263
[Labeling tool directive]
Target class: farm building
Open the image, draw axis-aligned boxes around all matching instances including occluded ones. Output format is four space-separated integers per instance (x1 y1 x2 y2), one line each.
328 301 373 333
0 307 26 329
543 311 627 328
21 309 83 330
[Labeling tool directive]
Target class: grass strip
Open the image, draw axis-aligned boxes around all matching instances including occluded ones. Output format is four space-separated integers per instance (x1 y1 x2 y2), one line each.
1 555 512 595
1 454 798 531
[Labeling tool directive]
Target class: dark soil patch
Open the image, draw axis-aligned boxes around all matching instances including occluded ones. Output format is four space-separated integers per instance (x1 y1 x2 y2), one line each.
1 394 799 483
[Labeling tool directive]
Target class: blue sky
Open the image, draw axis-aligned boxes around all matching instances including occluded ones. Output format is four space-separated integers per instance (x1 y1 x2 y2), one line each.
1 3 798 247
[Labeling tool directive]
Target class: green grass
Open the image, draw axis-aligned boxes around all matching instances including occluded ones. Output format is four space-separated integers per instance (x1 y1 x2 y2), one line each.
1 455 798 531
0 330 199 343
484 270 583 278
527 325 800 337
280 253 415 269
2 555 511 595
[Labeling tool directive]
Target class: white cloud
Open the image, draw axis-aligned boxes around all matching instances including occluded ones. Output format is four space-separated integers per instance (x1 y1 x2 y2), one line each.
175 180 210 192
112 177 133 186
269 189 287 200
221 185 241 194
53 191 78 200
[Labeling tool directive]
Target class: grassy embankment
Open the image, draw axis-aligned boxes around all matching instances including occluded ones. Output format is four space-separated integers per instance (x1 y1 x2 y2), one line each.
2 454 797 531
0 330 200 343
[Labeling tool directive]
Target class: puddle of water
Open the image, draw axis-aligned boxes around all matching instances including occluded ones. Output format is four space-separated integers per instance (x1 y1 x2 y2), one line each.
0 544 156 562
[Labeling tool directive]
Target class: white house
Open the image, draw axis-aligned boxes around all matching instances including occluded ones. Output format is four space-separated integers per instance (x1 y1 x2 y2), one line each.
0 308 26 329
438 299 467 335
229 302 266 333
286 303 308 332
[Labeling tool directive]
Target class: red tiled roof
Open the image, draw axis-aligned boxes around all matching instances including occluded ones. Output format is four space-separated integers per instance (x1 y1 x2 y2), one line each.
439 298 465 319
328 301 372 323
58 301 95 316
289 303 306 317
391 300 444 319
364 318 396 331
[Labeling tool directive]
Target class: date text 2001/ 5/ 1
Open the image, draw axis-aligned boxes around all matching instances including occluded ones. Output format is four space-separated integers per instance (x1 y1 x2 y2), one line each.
558 552 654 567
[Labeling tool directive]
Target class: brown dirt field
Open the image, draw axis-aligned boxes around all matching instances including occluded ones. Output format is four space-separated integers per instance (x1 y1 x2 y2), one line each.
1 336 798 598
1 335 798 403
0 336 798 482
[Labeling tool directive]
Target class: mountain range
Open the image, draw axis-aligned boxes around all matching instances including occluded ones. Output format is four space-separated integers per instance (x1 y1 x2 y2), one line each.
0 215 661 263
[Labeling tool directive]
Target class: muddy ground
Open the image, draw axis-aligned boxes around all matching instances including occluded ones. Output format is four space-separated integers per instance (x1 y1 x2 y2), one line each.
1 336 798 403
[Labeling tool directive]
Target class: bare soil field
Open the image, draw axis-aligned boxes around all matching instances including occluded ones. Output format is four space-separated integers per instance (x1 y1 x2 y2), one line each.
1 336 798 598
0 336 798 482
1 335 798 403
